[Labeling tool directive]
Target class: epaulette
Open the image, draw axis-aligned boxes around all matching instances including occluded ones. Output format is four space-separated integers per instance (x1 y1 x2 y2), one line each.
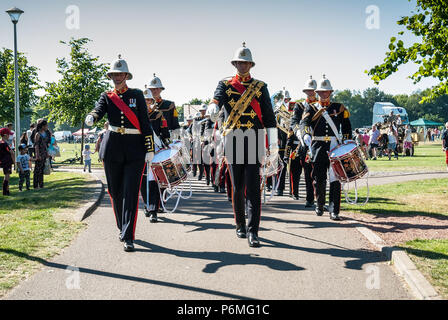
222 76 233 85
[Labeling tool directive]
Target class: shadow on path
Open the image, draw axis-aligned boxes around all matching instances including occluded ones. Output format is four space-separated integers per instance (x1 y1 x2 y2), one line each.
1 248 255 300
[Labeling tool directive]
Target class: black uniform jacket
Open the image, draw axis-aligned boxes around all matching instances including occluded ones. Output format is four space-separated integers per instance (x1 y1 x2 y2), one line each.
90 88 154 161
300 102 352 164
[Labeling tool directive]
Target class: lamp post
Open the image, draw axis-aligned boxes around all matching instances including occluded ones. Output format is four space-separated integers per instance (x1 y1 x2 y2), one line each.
6 7 24 159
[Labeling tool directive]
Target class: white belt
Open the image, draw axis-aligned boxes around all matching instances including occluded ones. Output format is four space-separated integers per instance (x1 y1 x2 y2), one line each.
109 125 141 135
312 136 339 142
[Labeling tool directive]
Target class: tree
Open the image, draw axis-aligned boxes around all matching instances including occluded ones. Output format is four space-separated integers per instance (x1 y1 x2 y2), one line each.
41 38 110 163
367 0 448 103
0 48 40 126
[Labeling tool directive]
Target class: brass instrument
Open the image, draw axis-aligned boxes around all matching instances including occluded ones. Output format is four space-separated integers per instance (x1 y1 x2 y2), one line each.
271 90 293 135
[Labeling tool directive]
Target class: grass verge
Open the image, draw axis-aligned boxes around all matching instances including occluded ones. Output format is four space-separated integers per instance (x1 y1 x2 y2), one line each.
366 143 446 173
0 171 94 297
400 239 448 299
341 178 448 218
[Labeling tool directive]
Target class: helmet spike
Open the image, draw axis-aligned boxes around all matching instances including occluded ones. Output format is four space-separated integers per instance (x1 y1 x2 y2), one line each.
153 73 156 77
242 42 246 47
118 54 122 59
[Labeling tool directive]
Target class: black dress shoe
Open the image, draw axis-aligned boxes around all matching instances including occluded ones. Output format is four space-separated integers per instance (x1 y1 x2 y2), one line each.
330 212 342 221
247 232 260 247
123 240 135 252
293 195 299 200
219 186 226 193
315 207 324 216
305 201 314 208
236 225 247 238
228 197 232 202
144 209 151 218
149 212 158 223
213 186 219 192
206 179 210 186
119 232 124 242
158 207 165 213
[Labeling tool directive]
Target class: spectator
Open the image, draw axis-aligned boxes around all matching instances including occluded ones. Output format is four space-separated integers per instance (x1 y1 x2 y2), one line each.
0 127 14 196
19 131 28 145
396 115 402 125
17 144 32 191
354 129 368 158
26 123 36 157
47 133 58 168
82 144 94 173
442 122 448 172
368 125 380 160
33 119 50 189
6 123 14 148
403 124 413 156
387 124 399 160
426 128 432 142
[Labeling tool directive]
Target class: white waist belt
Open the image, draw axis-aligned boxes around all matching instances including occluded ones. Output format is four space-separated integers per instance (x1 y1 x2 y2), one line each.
109 125 141 135
312 136 339 142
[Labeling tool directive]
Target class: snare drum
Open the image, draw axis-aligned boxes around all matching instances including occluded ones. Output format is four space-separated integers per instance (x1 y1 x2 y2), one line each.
329 140 368 183
169 141 191 172
151 147 188 188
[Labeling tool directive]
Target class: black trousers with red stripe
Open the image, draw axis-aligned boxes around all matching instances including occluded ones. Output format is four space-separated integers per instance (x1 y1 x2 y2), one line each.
104 158 145 241
228 164 261 235
289 158 314 203
140 176 160 213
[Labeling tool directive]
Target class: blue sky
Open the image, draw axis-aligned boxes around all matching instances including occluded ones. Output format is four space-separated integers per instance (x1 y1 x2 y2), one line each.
0 0 438 104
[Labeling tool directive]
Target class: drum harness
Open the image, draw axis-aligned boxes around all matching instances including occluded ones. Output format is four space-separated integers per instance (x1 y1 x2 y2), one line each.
315 105 370 206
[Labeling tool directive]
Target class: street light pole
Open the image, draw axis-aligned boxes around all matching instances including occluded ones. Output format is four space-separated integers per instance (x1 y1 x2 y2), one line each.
13 22 20 160
6 7 24 160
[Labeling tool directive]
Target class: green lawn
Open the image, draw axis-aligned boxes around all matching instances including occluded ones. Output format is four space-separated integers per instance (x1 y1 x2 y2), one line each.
54 142 102 167
366 142 446 173
341 178 448 218
0 171 93 297
400 239 448 299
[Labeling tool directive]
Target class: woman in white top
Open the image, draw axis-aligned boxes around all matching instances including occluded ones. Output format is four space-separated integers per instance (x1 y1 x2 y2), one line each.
387 125 398 160
403 125 413 156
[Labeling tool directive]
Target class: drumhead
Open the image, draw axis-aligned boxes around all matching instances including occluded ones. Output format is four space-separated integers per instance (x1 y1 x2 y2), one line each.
330 142 356 158
153 148 180 163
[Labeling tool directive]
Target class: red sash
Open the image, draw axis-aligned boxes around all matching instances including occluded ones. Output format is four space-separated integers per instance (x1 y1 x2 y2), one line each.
107 92 141 133
229 76 264 126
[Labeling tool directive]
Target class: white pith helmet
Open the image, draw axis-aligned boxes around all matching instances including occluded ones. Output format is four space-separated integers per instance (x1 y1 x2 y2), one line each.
315 74 333 92
231 42 255 67
303 75 317 91
148 73 165 90
107 54 133 80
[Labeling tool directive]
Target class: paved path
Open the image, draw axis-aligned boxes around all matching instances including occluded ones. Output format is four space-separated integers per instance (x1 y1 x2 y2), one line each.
7 171 447 300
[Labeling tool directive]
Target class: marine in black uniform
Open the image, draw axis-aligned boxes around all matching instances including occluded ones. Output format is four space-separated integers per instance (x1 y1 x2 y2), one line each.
85 56 155 252
200 108 214 186
140 88 164 223
290 77 320 207
148 74 180 143
300 75 352 220
284 129 314 203
207 43 277 247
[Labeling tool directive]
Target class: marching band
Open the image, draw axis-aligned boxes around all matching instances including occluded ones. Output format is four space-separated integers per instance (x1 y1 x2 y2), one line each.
86 43 361 252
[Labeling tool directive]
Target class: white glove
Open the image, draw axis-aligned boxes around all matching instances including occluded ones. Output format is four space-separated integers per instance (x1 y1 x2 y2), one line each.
85 115 94 127
206 103 220 122
145 152 154 164
153 134 162 149
304 134 312 147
